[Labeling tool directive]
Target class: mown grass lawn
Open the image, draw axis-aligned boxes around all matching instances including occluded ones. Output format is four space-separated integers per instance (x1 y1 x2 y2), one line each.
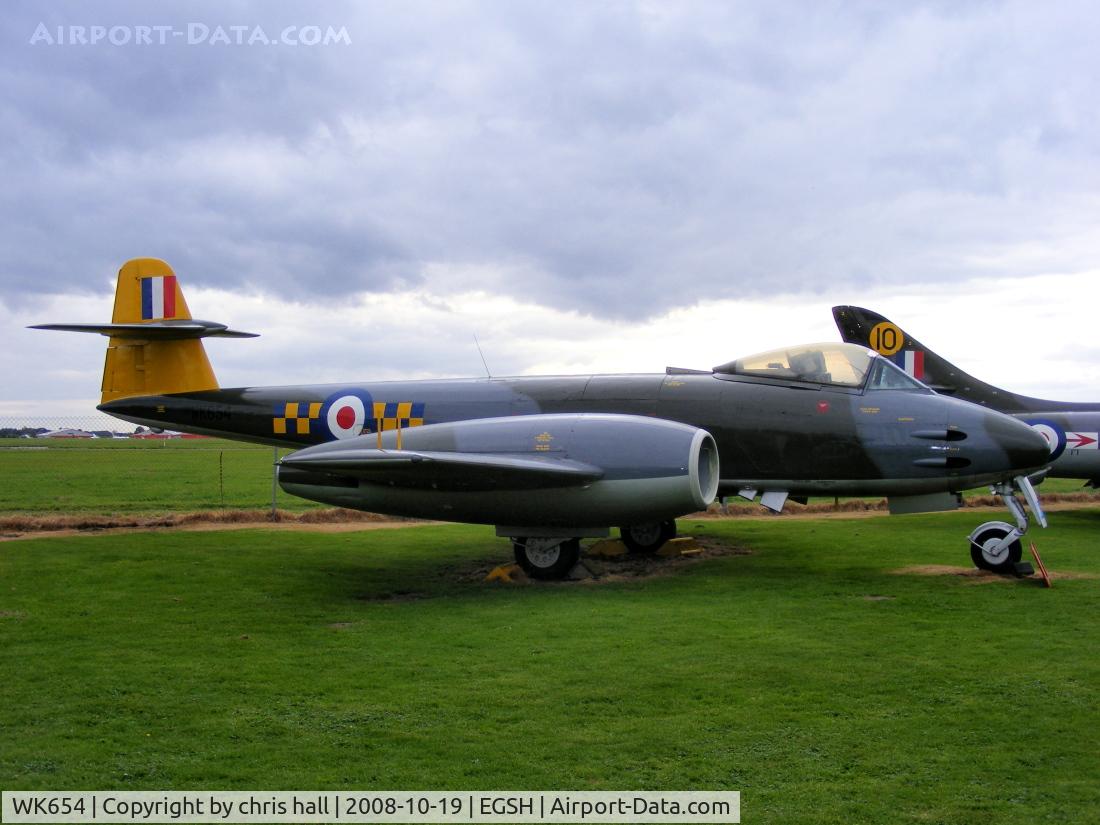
0 438 313 513
1 510 1097 823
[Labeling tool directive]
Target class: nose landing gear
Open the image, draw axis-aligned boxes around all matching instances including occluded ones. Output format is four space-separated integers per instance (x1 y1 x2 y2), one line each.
968 475 1047 573
969 523 1023 572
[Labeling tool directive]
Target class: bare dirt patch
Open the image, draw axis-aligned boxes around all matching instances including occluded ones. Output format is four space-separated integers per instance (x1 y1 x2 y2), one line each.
578 537 753 584
462 536 753 587
891 564 1098 584
5 494 1099 541
0 509 433 541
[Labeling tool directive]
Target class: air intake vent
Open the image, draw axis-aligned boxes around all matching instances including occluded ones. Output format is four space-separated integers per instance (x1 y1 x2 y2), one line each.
911 429 967 441
913 456 971 469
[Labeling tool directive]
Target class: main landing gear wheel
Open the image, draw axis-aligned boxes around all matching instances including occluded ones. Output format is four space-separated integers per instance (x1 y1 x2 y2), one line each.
619 520 677 554
969 522 1023 573
513 537 581 580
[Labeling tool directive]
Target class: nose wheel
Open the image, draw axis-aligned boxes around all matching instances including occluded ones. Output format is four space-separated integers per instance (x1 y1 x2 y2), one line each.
969 522 1023 572
967 476 1046 573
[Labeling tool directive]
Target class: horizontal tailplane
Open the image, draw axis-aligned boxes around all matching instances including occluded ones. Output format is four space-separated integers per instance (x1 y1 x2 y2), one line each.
31 257 257 403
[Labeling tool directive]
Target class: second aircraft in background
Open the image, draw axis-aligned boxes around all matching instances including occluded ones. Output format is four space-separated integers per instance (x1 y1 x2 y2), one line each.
834 305 1100 488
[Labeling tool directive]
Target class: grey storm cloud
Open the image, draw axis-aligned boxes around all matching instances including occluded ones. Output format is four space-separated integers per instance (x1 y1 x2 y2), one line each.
2 0 1099 317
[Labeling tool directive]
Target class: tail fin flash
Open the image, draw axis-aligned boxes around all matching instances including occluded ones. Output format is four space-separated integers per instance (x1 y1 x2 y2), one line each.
32 258 257 404
113 257 189 324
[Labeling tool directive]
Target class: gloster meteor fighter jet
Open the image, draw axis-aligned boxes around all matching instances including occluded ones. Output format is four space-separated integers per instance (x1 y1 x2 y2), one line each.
35 259 1051 578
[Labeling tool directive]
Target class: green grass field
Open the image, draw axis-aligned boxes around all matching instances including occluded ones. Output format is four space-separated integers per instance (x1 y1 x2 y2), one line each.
0 438 316 513
2 512 1099 823
2 437 1098 823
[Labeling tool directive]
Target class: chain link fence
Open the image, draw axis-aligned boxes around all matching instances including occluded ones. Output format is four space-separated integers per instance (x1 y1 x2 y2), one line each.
0 414 140 438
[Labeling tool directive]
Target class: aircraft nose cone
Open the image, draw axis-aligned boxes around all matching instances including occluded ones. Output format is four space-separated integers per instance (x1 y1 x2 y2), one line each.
984 411 1051 472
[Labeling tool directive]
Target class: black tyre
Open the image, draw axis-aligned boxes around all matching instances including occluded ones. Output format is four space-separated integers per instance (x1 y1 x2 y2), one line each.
513 537 581 580
619 520 677 554
969 525 1023 573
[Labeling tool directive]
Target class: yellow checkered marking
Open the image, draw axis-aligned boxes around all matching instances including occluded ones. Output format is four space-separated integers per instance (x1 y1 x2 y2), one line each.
372 401 425 431
273 401 322 435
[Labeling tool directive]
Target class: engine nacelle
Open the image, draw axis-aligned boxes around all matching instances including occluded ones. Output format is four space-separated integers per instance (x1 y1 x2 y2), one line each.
278 413 720 528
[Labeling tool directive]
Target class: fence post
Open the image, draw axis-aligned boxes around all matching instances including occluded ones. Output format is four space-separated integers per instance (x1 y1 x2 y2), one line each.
271 447 278 518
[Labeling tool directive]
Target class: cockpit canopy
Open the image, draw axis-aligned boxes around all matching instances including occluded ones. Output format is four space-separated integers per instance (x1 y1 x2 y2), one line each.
713 342 929 392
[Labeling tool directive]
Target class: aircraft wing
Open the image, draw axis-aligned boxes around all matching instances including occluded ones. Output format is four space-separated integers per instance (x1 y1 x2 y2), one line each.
279 447 605 492
29 321 258 339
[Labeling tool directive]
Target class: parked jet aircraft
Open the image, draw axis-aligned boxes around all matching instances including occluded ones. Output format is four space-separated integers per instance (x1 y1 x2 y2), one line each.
34 259 1050 578
834 304 1100 569
834 305 1100 483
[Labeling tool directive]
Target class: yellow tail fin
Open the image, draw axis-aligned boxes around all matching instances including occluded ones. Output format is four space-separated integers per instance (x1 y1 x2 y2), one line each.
32 258 257 404
100 259 220 403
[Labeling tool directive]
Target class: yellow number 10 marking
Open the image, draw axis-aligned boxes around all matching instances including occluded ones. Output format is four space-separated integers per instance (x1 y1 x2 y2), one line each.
869 321 904 356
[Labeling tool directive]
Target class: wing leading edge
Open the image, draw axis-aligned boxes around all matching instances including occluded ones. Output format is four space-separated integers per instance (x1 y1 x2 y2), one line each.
280 446 605 492
30 321 258 339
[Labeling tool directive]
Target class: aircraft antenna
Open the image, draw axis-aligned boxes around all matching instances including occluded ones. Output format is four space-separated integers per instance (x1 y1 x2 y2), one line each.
473 333 493 379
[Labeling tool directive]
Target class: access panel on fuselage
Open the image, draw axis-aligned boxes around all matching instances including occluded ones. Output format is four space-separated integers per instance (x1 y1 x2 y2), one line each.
656 374 724 431
717 378 878 481
580 375 663 417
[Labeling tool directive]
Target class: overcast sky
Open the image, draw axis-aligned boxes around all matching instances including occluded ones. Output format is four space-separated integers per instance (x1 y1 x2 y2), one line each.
3 0 1099 423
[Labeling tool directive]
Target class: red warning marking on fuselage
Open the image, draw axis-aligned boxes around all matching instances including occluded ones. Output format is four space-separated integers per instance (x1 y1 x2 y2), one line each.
1066 432 1099 450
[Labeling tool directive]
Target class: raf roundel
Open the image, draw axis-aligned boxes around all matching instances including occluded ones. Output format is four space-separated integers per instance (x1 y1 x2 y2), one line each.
326 394 367 440
1026 419 1067 461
